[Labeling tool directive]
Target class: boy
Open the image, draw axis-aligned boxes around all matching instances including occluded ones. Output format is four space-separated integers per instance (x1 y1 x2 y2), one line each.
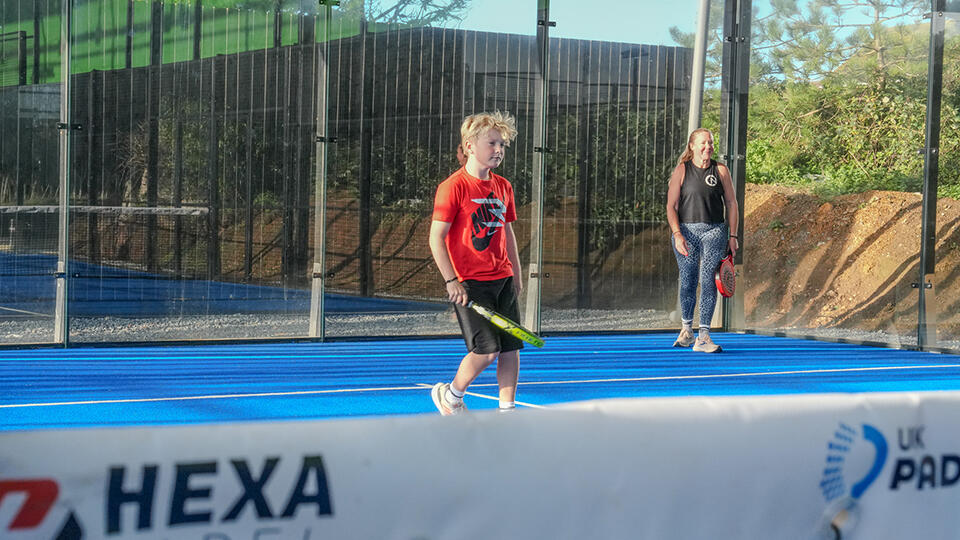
429 111 523 415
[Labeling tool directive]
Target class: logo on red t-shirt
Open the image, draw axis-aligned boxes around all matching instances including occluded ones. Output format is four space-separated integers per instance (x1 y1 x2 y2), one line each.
470 191 506 252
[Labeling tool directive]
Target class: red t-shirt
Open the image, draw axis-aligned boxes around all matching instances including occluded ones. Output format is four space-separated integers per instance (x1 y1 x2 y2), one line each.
432 167 517 282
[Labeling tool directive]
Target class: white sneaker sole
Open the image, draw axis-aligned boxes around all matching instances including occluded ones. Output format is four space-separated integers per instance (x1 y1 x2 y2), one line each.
431 383 452 415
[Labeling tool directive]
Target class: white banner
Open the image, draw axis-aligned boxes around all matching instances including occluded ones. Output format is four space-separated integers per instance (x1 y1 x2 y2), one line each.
2 391 960 539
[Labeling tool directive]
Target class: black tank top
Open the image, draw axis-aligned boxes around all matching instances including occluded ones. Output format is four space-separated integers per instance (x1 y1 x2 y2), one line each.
678 159 725 224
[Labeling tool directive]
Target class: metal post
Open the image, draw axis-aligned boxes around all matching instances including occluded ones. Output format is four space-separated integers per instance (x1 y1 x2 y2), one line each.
54 0 74 345
146 1 162 272
917 0 946 349
523 0 551 333
33 4 41 83
687 0 710 135
16 31 27 86
357 21 374 297
86 72 100 266
274 0 283 49
575 49 592 310
309 0 335 338
718 0 751 331
125 0 134 69
206 58 221 279
193 0 202 60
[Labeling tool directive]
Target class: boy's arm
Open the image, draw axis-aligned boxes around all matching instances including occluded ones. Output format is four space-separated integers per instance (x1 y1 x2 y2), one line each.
505 222 523 296
429 220 468 305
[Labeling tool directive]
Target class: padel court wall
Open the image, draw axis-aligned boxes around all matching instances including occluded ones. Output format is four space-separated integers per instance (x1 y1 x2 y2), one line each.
0 1 691 344
1 0 958 351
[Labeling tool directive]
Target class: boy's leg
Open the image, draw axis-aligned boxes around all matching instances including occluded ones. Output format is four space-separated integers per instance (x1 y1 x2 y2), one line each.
493 276 522 409
452 351 499 393
432 350 497 415
496 349 519 404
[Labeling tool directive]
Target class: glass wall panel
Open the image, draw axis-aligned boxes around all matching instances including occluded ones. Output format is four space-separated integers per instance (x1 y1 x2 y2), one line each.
319 0 539 337
64 0 319 342
540 0 701 332
0 0 62 344
6 0 947 346
744 0 929 347
935 10 960 352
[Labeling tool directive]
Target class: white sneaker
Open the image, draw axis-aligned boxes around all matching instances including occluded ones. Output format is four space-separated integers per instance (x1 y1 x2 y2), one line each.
693 335 722 353
673 328 695 347
431 382 467 416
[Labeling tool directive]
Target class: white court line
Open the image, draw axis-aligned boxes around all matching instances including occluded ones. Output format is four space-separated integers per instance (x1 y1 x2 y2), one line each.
0 385 429 409
4 364 958 410
0 305 51 317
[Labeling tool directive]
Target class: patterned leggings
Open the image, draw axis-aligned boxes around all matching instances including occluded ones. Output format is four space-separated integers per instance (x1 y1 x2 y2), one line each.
671 222 729 327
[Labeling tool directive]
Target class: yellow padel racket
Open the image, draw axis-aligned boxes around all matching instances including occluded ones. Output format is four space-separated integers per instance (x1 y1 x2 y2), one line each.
467 301 545 348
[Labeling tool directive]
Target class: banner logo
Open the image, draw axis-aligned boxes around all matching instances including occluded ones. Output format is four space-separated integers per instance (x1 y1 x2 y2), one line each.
820 422 888 502
470 192 506 251
1 454 333 538
0 479 59 531
817 423 887 539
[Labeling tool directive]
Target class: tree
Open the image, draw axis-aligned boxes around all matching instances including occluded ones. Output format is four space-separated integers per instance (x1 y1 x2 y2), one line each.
752 0 928 84
670 0 959 197
217 0 472 27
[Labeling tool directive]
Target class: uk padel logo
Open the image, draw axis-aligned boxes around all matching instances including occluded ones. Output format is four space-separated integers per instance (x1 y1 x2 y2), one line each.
470 191 506 251
704 174 718 187
816 423 888 538
820 423 888 503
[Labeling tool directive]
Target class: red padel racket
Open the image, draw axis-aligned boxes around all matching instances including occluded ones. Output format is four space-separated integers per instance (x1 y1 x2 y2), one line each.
715 253 736 297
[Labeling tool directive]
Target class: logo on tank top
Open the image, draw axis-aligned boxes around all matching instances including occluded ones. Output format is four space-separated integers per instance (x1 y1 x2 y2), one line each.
705 174 718 187
470 192 506 251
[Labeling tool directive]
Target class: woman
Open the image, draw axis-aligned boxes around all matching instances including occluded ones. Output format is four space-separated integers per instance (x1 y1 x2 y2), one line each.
666 128 739 353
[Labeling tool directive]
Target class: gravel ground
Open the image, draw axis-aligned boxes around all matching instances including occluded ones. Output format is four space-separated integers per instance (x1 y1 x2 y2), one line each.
0 308 674 343
0 310 957 352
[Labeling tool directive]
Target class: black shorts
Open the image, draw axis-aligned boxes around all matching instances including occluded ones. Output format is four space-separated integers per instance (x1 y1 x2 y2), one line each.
454 276 524 355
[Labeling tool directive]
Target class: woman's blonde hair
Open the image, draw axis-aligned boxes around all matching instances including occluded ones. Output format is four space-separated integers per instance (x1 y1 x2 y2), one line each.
460 111 518 148
677 128 713 166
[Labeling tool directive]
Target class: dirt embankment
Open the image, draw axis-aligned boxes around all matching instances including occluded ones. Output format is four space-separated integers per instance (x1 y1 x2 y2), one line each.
743 184 960 335
219 184 960 337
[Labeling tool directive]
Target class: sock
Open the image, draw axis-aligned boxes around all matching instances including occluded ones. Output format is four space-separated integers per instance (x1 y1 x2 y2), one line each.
699 327 710 339
444 383 464 405
499 400 515 410
682 320 693 332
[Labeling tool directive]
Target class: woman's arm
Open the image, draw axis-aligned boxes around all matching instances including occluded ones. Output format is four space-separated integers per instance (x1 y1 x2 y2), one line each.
665 163 689 256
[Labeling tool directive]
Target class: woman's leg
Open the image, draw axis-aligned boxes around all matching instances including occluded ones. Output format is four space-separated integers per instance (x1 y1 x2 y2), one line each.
697 224 729 329
673 225 702 325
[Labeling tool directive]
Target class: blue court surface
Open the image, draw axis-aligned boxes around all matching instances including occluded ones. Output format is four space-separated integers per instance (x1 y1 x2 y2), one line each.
2 333 959 431
0 253 447 318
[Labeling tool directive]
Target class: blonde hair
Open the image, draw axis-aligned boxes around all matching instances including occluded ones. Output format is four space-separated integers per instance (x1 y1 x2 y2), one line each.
460 111 518 148
677 128 713 166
